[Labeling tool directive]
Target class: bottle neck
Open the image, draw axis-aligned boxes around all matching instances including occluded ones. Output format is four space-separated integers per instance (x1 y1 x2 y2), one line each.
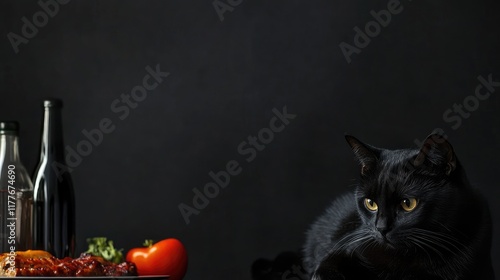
40 106 65 160
0 134 21 162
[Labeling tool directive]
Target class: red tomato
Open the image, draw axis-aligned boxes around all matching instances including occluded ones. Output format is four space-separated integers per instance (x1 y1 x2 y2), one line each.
126 238 188 280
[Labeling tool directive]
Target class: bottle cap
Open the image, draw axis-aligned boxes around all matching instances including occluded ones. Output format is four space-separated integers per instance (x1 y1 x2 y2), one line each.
43 99 63 108
0 121 19 135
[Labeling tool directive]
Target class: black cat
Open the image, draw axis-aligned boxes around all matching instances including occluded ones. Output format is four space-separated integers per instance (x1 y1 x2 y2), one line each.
303 134 494 280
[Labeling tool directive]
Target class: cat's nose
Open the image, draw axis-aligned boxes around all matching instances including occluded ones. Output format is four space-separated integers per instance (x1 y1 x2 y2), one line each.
377 226 389 236
375 217 390 236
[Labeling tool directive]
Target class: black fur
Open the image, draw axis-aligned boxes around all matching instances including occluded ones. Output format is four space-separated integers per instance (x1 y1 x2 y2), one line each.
303 134 494 280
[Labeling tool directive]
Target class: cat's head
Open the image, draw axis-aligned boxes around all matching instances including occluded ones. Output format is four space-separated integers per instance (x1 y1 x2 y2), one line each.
345 134 467 250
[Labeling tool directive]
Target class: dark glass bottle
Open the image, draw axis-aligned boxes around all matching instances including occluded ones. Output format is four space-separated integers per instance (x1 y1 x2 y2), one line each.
0 121 33 253
33 99 75 258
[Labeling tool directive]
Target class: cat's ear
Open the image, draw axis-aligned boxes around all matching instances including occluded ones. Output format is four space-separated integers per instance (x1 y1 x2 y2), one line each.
345 135 379 176
413 134 457 175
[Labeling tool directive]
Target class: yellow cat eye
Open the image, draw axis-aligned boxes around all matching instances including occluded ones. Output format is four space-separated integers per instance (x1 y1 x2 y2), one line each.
401 198 418 212
364 198 378 211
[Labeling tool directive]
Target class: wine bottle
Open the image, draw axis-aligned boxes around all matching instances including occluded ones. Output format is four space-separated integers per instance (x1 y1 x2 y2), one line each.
33 99 75 258
0 121 34 253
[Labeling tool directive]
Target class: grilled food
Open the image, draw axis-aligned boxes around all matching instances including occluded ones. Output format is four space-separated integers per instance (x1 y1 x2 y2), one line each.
0 250 137 277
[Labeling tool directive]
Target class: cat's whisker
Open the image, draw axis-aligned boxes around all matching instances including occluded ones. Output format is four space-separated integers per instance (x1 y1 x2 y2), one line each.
349 234 371 248
331 232 364 252
411 228 472 260
332 231 361 248
408 236 446 262
430 220 470 240
407 237 432 260
412 233 454 256
412 231 473 274
357 238 376 257
409 229 475 272
334 231 372 253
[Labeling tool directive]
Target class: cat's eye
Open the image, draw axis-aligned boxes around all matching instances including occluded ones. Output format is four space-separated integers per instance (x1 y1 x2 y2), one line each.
364 198 378 211
401 198 418 212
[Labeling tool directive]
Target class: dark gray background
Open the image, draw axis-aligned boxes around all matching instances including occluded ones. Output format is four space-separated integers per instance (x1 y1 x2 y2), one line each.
1 0 499 279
